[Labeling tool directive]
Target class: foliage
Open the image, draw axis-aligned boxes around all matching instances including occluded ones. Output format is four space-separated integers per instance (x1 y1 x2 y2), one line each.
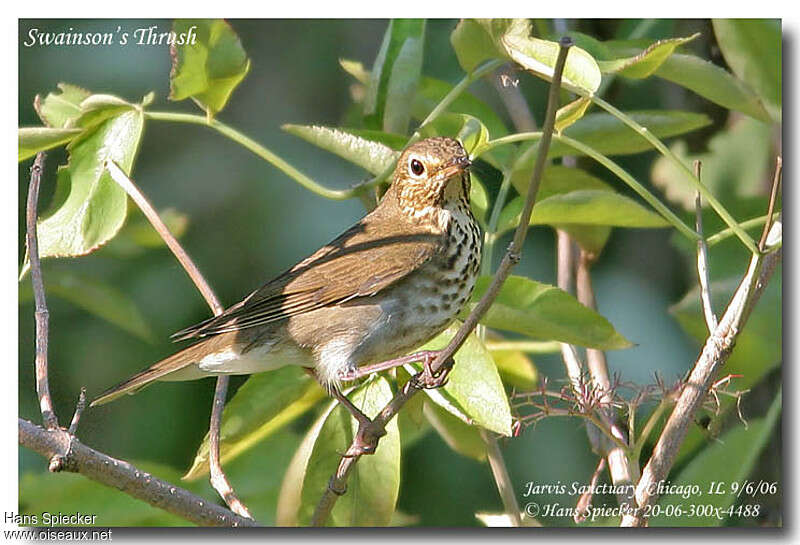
19 18 781 528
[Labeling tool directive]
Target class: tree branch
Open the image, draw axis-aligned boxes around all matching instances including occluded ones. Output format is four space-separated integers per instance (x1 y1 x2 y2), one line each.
104 160 252 519
19 419 256 527
622 221 782 527
26 152 58 431
310 37 576 527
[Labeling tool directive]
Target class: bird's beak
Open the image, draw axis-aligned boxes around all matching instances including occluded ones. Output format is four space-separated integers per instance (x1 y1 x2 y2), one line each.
439 156 471 179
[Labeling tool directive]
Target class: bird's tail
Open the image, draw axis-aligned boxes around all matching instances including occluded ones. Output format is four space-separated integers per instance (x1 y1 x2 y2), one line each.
90 342 210 407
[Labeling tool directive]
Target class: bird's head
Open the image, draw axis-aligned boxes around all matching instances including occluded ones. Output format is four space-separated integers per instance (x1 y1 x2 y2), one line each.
390 137 472 223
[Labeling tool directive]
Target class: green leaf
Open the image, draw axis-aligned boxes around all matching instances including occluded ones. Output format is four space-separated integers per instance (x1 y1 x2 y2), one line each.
423 400 487 461
489 344 538 390
276 376 400 526
169 19 251 118
470 172 489 227
19 269 152 341
20 461 209 526
497 190 669 235
26 101 145 268
650 391 781 527
452 19 601 95
184 366 325 480
465 275 632 350
712 19 781 118
364 19 426 134
72 94 139 130
598 34 699 78
34 82 91 128
450 19 507 73
282 124 399 175
551 110 712 158
651 116 772 210
19 127 82 161
415 325 513 437
555 97 592 134
655 53 772 123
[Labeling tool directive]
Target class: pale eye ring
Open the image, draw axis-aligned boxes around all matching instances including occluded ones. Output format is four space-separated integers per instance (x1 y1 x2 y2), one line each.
409 157 425 177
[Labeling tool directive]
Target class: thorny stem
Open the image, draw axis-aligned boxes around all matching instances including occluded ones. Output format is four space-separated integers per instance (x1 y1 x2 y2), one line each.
310 38 576 527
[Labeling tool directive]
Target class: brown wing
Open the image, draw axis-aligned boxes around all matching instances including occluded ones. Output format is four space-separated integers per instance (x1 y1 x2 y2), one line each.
172 199 442 341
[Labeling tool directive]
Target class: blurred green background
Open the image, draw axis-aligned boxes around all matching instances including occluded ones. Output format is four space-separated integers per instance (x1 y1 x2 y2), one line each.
18 19 780 526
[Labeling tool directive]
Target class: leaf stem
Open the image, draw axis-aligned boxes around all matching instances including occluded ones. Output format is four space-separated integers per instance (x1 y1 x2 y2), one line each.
144 111 365 200
589 96 759 253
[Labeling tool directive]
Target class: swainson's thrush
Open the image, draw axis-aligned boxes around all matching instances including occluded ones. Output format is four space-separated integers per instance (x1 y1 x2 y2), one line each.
91 137 481 416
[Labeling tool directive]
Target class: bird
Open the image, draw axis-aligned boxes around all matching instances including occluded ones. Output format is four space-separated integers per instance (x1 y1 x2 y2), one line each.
90 137 482 423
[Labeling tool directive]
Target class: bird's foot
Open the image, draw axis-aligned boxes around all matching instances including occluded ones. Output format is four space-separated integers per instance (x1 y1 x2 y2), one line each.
412 354 453 389
329 385 386 456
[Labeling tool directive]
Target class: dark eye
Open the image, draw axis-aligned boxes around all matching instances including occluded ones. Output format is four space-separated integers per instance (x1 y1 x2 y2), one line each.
409 158 425 176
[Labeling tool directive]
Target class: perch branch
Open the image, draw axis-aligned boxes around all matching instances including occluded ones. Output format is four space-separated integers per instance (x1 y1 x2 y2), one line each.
104 160 251 519
310 38 576 527
26 152 58 431
758 156 782 252
622 220 782 527
19 419 256 527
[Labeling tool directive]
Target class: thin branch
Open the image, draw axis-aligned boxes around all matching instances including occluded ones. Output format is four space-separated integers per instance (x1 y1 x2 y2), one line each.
310 37 576 527
694 163 718 333
622 222 782 527
480 429 523 527
758 156 782 252
26 152 58 430
67 388 87 436
104 160 251 519
19 419 256 527
576 249 638 511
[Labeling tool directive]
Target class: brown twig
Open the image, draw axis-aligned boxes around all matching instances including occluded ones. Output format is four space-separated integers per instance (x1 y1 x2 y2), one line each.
19 418 256 527
622 221 782 527
104 160 251 519
575 248 638 513
480 429 523 526
26 152 58 430
67 388 87 436
310 37 575 527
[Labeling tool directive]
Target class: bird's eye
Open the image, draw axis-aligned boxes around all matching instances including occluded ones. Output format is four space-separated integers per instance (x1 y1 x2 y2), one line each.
409 158 425 176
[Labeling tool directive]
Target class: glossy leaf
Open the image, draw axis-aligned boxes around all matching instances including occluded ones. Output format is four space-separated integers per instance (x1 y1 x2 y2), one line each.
650 392 781 527
465 275 632 350
489 345 538 390
598 34 699 78
555 97 592 134
19 127 82 161
655 54 772 123
276 376 400 526
282 124 399 175
184 366 324 480
451 19 601 95
26 101 145 268
712 19 781 117
651 116 772 210
34 82 90 128
423 400 487 461
364 19 426 134
169 19 251 118
415 325 513 437
470 172 489 227
19 269 152 341
497 190 669 235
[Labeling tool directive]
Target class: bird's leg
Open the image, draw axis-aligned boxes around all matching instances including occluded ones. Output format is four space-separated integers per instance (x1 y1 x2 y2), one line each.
328 386 386 456
337 350 441 382
304 368 386 456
